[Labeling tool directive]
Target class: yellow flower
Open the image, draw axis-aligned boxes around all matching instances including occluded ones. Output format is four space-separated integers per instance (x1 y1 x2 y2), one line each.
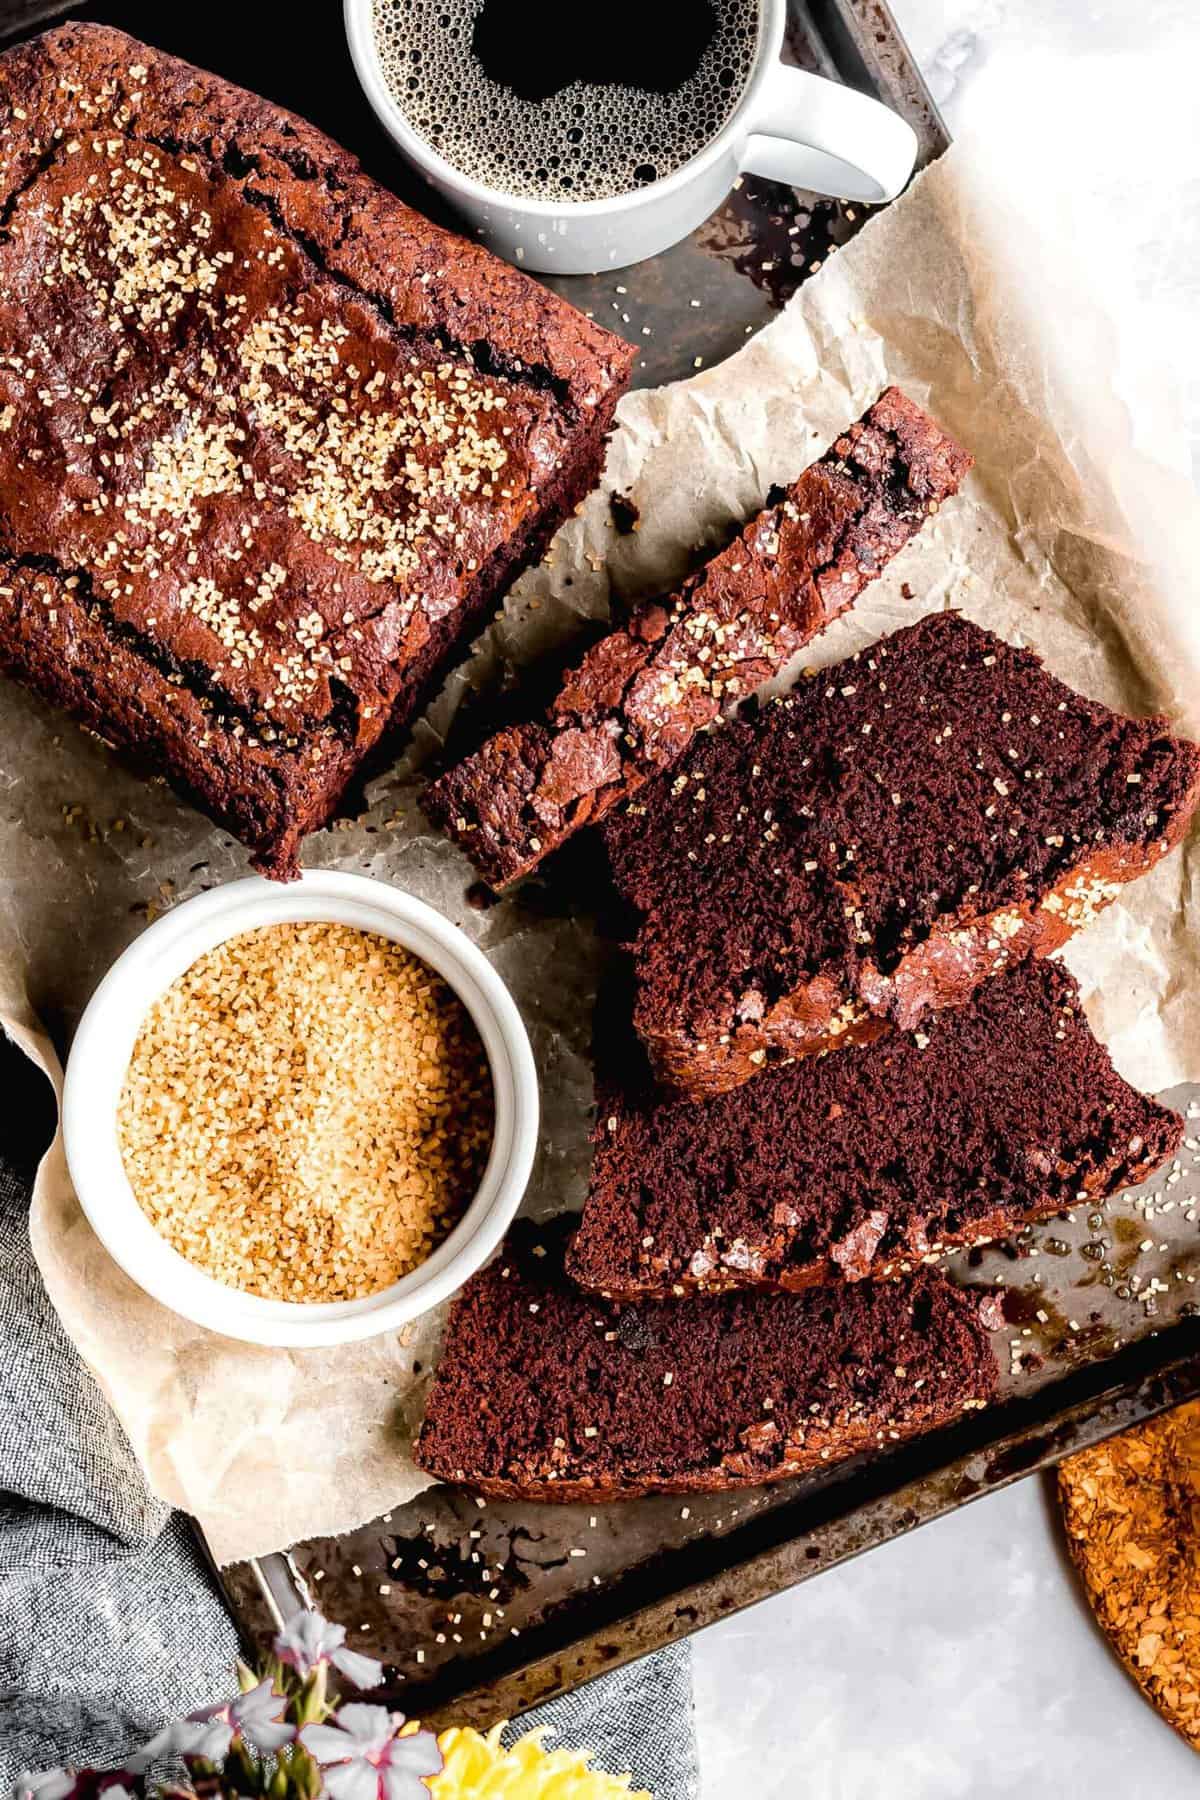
427 1722 652 1799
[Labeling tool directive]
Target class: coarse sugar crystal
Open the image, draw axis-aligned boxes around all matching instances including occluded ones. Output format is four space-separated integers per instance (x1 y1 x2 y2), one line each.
117 922 493 1301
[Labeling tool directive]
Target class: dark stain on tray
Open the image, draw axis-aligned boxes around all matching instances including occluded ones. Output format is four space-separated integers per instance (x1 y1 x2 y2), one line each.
381 1524 561 1603
608 491 640 536
698 179 877 310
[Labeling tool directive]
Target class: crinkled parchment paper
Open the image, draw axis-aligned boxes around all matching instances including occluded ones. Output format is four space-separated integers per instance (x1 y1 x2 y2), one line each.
4 134 1199 1564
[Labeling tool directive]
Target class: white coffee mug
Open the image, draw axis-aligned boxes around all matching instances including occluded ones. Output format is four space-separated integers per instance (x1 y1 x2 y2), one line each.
345 0 918 274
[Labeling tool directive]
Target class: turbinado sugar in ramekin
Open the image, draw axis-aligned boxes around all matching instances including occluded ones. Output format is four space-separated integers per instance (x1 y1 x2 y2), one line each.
117 923 494 1302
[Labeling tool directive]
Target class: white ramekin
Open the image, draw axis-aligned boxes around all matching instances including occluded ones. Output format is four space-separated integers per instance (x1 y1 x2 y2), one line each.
62 871 538 1348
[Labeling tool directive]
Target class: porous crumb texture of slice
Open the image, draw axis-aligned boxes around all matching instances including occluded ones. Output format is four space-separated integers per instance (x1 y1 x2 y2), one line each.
414 1219 997 1501
568 959 1183 1300
602 610 1200 1095
0 25 634 875
118 923 494 1301
422 387 972 887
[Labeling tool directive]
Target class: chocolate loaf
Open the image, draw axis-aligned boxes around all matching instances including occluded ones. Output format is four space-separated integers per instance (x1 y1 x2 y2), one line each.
422 389 971 887
568 959 1182 1300
0 25 634 876
414 1220 996 1502
602 611 1200 1096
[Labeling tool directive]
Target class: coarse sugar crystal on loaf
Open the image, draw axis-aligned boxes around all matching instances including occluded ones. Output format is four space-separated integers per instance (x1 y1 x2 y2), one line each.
414 1218 997 1502
0 24 634 877
568 958 1183 1300
601 610 1200 1096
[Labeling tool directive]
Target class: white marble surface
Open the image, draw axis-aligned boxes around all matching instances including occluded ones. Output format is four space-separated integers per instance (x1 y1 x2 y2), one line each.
694 1479 1200 1797
690 1 1200 1791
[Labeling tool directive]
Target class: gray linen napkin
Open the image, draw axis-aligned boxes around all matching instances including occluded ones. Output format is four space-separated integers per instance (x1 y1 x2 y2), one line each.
0 1032 698 1798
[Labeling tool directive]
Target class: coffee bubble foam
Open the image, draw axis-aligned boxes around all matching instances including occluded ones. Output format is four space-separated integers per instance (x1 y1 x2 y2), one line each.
372 0 760 204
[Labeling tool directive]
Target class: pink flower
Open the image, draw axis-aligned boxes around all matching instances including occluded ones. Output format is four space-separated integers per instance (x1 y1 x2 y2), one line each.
300 1704 442 1800
183 1678 296 1759
275 1612 383 1690
17 1776 79 1800
17 1777 136 1800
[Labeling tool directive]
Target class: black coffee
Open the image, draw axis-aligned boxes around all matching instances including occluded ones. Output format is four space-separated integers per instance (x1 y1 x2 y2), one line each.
372 0 760 202
473 0 723 104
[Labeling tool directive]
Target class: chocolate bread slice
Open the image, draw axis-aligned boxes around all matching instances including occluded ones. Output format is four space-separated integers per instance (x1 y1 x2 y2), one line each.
414 1220 996 1502
423 389 971 888
568 959 1182 1300
602 611 1200 1096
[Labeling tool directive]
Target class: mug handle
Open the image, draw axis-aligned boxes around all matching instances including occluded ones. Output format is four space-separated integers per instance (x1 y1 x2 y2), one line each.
741 63 918 204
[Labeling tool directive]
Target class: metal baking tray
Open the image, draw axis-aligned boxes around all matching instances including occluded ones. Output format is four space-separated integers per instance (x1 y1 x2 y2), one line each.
8 0 1198 1732
221 1130 1200 1728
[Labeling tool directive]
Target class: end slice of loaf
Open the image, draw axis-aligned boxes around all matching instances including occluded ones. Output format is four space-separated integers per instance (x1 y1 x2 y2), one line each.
422 389 972 887
414 1220 996 1502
